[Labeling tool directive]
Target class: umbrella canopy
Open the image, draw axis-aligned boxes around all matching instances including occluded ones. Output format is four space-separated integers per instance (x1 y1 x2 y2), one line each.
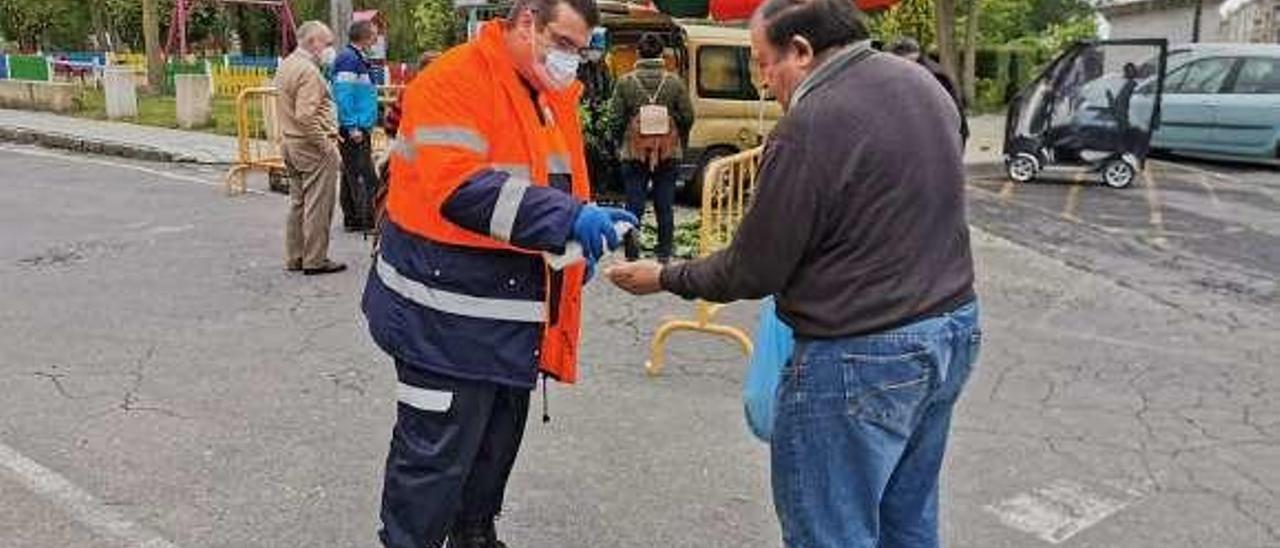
699 0 903 21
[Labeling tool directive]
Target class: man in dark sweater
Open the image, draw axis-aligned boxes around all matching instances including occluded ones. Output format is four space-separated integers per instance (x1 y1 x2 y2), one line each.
606 0 980 545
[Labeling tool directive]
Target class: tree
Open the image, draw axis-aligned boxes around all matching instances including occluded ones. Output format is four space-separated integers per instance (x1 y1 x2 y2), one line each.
962 0 978 106
868 0 934 48
0 0 90 52
412 0 458 54
935 0 958 82
978 0 1094 46
143 0 165 90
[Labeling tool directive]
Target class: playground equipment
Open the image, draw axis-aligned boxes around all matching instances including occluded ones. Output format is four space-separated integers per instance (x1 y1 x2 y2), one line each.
167 0 297 57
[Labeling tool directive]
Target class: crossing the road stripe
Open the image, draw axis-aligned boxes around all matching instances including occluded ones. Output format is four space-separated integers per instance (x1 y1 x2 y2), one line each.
0 442 177 548
984 478 1147 544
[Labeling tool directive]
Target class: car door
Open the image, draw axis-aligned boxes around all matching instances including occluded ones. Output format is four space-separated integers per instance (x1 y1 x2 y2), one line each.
1156 56 1237 152
1213 56 1280 156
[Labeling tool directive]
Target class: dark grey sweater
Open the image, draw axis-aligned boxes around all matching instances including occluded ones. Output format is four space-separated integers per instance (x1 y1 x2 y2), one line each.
659 45 975 338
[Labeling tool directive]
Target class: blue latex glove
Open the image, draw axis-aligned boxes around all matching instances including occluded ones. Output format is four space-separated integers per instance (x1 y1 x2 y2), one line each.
572 205 638 265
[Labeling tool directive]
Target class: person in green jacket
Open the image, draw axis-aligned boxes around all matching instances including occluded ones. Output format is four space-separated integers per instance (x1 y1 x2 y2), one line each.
609 32 694 262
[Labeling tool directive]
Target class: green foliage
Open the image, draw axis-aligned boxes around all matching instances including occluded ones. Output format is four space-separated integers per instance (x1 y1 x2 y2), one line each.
867 0 934 48
978 0 1095 46
0 0 90 51
412 0 459 54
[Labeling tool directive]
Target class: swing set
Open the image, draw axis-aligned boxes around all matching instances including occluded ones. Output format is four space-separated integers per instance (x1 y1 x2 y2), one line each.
166 0 298 56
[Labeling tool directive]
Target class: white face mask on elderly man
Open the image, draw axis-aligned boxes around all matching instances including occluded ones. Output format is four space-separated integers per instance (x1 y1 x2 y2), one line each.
319 46 338 66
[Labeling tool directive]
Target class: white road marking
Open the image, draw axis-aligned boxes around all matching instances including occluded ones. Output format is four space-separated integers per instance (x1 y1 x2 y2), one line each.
0 145 266 195
0 441 177 548
984 478 1146 544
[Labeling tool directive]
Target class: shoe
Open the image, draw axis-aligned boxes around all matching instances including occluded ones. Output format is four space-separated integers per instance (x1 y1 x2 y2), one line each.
285 260 303 272
302 261 347 275
447 521 508 548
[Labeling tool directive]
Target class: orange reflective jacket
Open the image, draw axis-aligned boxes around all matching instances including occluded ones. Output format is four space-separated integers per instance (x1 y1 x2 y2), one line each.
372 22 592 384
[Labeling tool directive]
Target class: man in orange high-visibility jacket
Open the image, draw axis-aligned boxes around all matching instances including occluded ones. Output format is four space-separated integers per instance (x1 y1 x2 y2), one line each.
361 0 636 545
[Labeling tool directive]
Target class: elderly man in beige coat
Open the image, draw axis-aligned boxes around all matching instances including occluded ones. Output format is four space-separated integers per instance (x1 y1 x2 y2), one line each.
277 21 346 275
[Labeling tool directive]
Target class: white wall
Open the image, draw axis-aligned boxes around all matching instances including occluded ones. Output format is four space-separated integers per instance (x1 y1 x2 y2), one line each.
1104 0 1227 44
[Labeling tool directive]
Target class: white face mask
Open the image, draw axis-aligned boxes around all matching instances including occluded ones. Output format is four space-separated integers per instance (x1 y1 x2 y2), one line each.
319 46 338 66
544 48 581 90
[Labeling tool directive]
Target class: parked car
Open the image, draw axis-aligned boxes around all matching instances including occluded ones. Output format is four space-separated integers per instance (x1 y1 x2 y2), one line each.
585 2 782 203
1137 43 1280 161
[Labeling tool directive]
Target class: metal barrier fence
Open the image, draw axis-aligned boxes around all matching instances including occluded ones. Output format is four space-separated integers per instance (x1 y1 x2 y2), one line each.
645 146 763 376
211 64 272 98
377 84 404 106
107 53 148 73
226 85 399 195
224 87 284 195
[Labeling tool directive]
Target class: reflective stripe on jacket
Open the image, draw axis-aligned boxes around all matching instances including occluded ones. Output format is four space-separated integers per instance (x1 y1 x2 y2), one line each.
362 22 591 387
332 45 379 130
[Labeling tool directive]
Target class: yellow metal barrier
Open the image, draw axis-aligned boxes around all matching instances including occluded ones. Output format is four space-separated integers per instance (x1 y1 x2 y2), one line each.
645 146 763 376
377 84 404 106
211 64 272 98
224 87 284 195
107 52 148 73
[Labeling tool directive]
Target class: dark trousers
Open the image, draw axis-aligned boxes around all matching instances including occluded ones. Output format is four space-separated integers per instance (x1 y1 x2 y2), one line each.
622 160 677 260
379 362 531 548
339 129 378 230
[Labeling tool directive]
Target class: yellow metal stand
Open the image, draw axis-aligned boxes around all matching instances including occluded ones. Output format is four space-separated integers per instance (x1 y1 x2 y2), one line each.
645 147 763 376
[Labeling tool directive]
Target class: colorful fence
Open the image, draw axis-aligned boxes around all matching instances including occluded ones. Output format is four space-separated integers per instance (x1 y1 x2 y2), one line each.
226 55 279 70
645 146 762 376
0 56 8 80
6 55 52 81
212 64 272 98
107 53 148 73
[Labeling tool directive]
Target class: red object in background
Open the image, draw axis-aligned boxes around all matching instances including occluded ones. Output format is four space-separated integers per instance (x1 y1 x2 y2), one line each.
709 0 900 21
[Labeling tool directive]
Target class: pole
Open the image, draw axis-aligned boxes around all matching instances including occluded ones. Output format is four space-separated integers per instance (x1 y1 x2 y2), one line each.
142 0 165 92
1192 0 1203 43
331 0 353 47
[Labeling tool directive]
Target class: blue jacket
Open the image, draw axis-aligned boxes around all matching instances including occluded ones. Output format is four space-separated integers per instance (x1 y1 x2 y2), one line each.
363 169 580 389
331 45 378 131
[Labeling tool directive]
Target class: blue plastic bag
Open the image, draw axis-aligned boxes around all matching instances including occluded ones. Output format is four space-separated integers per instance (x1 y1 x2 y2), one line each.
743 297 794 443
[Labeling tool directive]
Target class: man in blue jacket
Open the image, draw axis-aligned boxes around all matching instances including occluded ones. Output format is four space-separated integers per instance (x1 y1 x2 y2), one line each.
332 20 381 232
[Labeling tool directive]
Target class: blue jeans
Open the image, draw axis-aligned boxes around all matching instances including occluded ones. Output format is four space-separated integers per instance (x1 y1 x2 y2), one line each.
622 160 677 260
772 301 981 548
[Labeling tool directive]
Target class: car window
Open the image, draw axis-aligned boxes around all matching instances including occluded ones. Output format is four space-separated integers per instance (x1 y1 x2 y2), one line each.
1228 57 1280 94
697 45 758 101
1168 57 1235 94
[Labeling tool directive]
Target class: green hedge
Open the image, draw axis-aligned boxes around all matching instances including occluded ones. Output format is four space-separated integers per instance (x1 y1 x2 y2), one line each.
972 45 1051 111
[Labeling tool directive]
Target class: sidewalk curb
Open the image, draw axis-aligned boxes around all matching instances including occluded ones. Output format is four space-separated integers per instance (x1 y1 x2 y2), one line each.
0 125 205 164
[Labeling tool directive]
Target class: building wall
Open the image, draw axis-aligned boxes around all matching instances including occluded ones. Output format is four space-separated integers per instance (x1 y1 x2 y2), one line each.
1220 0 1280 43
1103 0 1227 43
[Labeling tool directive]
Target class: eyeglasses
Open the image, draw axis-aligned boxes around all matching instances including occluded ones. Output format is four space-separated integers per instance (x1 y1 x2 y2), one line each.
546 30 591 61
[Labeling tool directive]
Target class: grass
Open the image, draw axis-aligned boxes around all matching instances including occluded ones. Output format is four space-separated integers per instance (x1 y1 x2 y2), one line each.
73 88 241 137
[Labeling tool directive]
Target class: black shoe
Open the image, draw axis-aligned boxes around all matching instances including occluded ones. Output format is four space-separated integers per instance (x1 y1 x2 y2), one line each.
447 521 508 548
302 261 347 276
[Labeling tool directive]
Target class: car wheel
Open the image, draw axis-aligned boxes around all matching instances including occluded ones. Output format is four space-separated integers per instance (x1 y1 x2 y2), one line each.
682 147 736 206
1101 158 1137 189
1006 153 1039 183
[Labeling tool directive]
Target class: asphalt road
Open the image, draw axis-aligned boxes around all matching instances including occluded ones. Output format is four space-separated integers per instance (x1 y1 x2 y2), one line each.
1 145 1277 548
